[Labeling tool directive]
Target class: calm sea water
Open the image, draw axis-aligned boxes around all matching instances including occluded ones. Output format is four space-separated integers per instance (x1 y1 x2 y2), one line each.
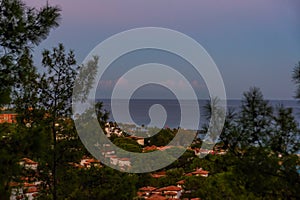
98 99 300 130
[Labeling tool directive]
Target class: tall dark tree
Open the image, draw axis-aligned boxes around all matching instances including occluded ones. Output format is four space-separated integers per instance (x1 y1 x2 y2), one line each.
0 0 60 198
39 44 78 200
238 87 273 148
0 0 61 105
38 43 98 199
272 105 299 155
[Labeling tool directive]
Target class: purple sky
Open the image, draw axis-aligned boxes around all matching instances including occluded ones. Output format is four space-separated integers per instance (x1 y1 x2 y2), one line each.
24 0 300 99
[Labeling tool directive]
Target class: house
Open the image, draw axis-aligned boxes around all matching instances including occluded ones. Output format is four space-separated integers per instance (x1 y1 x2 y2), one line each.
10 187 24 200
10 181 40 200
147 194 167 200
156 185 182 199
118 157 131 167
176 180 185 188
80 157 101 168
68 162 84 169
191 148 213 157
138 186 157 198
0 112 17 123
151 171 166 178
157 146 173 151
143 145 157 152
191 168 209 177
184 168 209 177
101 149 115 157
137 184 183 199
216 149 227 155
184 172 193 177
19 158 38 171
104 122 123 137
128 135 145 146
110 156 131 169
24 186 39 200
10 158 42 200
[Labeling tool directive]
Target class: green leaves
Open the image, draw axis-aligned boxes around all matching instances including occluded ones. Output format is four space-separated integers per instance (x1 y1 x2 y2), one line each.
40 43 78 118
54 166 138 200
0 1 61 198
0 0 61 107
238 87 273 148
0 0 61 51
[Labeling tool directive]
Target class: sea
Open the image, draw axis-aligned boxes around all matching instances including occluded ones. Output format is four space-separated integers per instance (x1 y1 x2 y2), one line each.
98 99 300 130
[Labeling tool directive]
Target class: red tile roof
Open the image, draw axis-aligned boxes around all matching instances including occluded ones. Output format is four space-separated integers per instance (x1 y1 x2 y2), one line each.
164 191 178 195
22 158 38 165
143 145 157 152
69 162 84 169
85 158 100 163
32 193 39 197
148 194 167 200
156 185 181 192
9 182 20 187
16 195 24 200
176 180 185 185
0 113 17 123
26 186 38 193
23 182 35 187
191 168 209 175
139 186 157 191
137 191 144 197
157 146 173 151
119 158 130 161
151 171 166 178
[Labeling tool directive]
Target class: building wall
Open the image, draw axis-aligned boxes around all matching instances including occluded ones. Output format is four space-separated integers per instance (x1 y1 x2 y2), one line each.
0 113 17 123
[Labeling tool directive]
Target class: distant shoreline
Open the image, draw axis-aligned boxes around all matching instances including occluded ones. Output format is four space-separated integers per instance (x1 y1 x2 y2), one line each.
96 98 298 101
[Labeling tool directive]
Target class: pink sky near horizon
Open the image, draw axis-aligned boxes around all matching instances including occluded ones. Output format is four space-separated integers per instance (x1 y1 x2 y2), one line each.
23 0 300 99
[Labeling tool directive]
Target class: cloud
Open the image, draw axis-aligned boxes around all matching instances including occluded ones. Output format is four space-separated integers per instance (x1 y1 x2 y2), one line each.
98 79 115 89
191 80 204 89
98 77 130 90
116 77 129 86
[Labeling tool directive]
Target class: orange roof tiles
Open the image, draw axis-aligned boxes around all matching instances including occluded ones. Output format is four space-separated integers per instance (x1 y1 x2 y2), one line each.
139 186 157 191
26 186 38 193
156 185 181 192
22 158 38 165
85 158 100 163
184 173 193 176
157 146 173 151
191 168 209 175
143 145 157 152
119 158 130 161
176 180 185 185
164 191 178 195
23 182 35 187
148 194 167 200
151 171 166 178
9 182 20 187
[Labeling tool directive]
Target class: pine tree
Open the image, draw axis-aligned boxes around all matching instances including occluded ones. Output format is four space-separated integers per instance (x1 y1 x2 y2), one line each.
38 44 99 199
0 0 60 198
0 0 60 105
238 87 273 148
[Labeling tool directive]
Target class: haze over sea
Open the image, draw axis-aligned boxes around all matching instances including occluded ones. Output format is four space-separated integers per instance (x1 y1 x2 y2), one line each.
98 99 300 130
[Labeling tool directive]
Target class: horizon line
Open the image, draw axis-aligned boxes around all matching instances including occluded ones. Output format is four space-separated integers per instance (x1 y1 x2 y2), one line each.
95 98 298 101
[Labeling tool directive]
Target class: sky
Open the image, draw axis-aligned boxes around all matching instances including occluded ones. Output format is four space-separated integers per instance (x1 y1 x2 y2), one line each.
24 0 300 100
